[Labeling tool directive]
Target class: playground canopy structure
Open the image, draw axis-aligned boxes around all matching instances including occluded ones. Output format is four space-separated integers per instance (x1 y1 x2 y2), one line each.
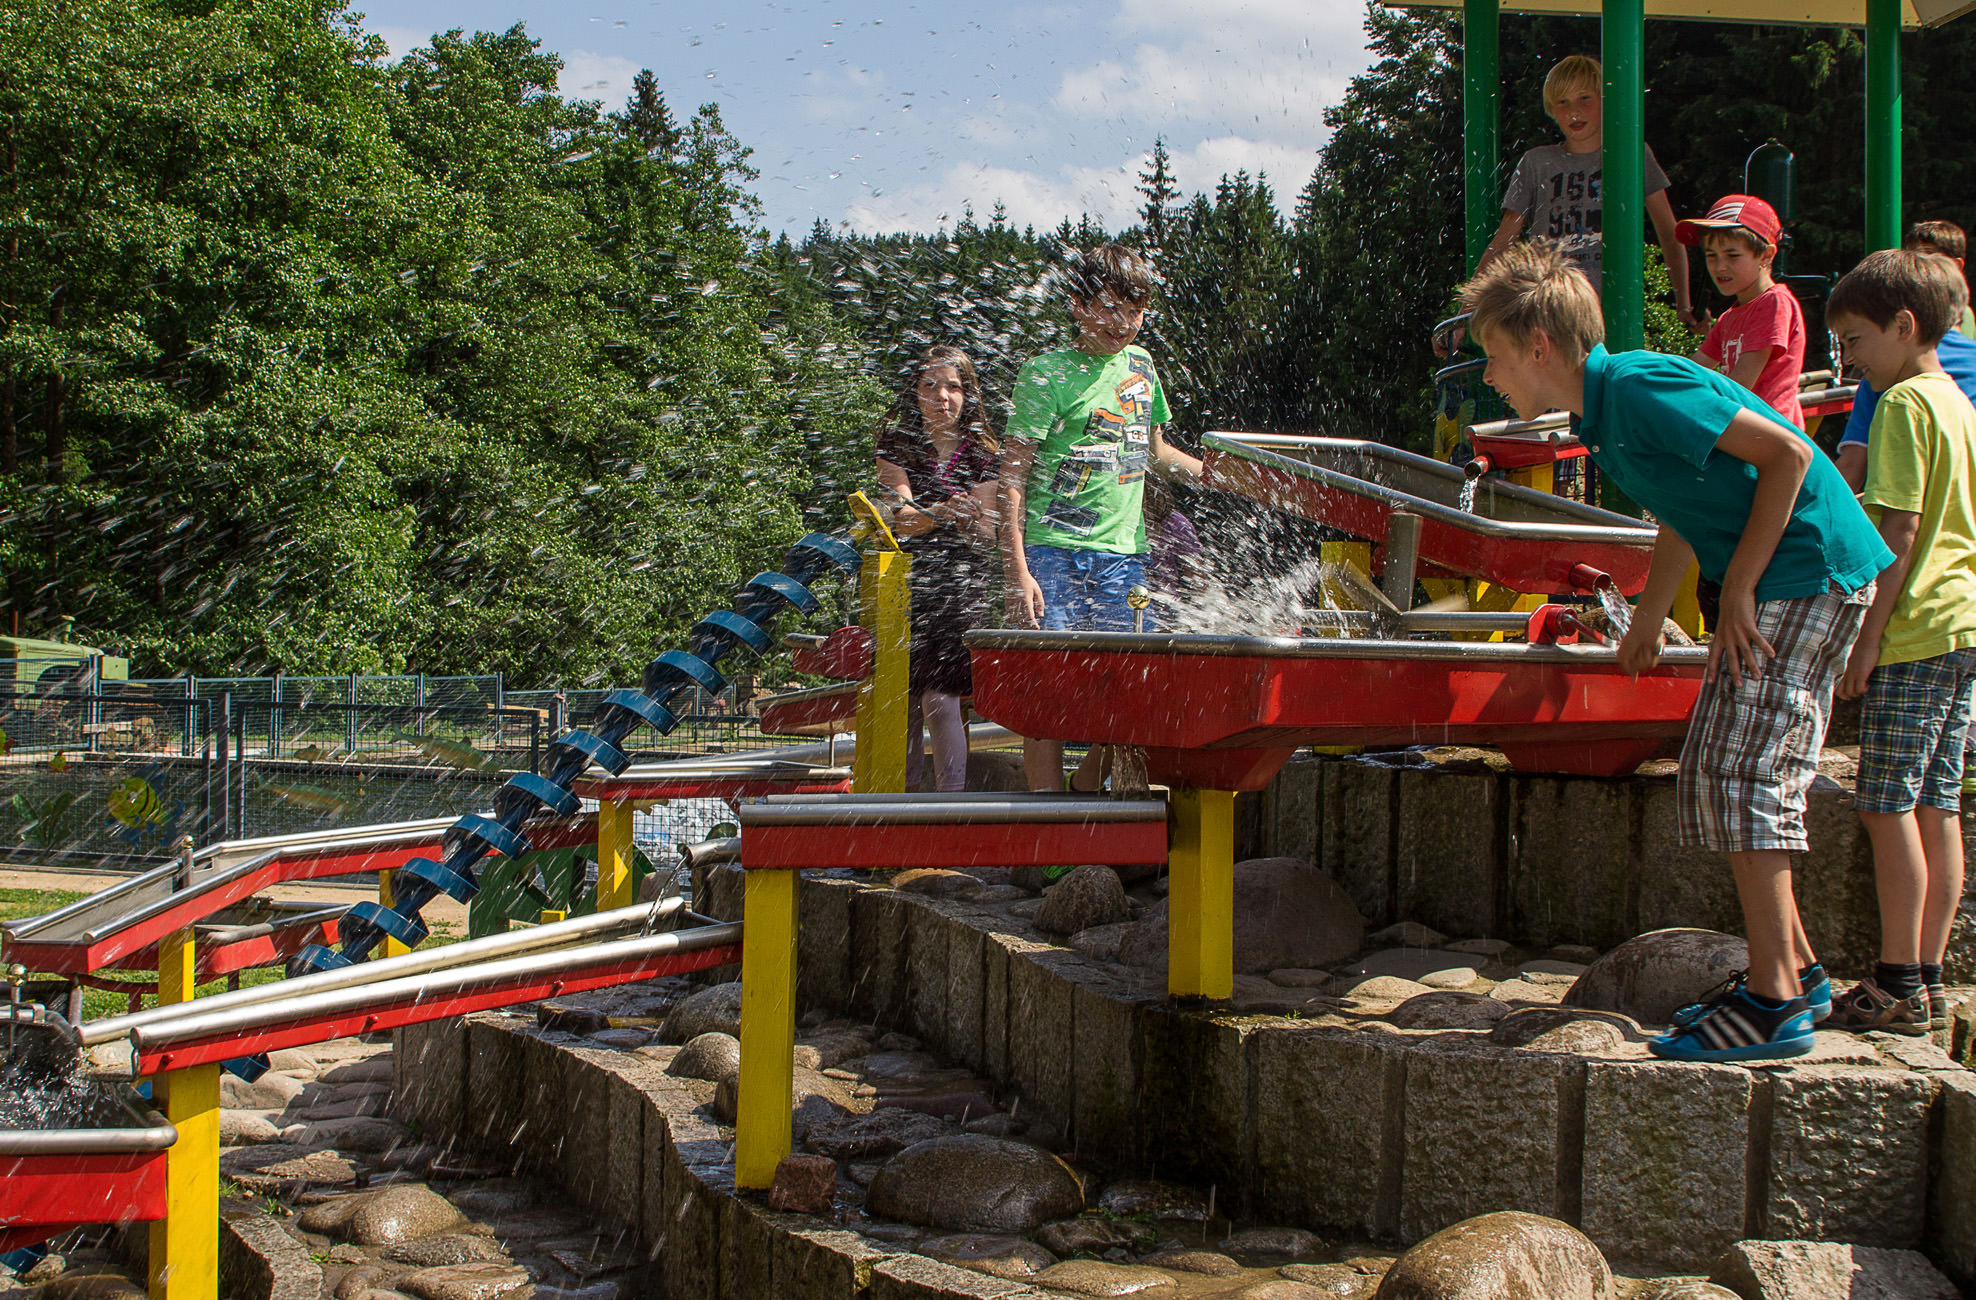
1390 0 1975 358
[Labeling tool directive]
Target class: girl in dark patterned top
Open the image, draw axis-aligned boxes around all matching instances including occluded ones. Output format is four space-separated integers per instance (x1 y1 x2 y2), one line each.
875 345 1002 792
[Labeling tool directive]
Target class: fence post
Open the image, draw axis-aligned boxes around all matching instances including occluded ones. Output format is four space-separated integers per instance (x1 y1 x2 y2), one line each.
217 693 232 843
271 671 282 757
530 712 541 775
415 675 425 740
346 672 358 755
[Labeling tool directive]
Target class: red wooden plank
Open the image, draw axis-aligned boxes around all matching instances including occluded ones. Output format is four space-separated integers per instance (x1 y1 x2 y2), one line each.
742 821 1169 871
0 1150 167 1237
135 943 740 1075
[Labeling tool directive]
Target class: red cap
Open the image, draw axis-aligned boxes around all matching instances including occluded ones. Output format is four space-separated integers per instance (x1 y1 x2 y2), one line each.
1676 195 1782 247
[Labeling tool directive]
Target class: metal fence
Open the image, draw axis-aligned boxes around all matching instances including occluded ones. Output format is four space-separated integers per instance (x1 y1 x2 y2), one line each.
505 686 796 760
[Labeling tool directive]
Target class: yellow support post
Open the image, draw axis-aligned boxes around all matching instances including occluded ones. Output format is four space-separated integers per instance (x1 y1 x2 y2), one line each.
376 871 410 958
735 868 798 1189
149 927 219 1300
596 798 635 911
1166 788 1235 1000
852 547 912 794
1670 561 1704 639
1317 541 1373 635
1505 462 1554 496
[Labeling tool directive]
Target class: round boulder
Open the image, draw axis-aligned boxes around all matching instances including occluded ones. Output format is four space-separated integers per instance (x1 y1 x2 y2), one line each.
1561 930 1748 1025
865 1135 1083 1233
918 1234 1057 1280
666 1032 741 1083
1633 1284 1740 1300
659 981 743 1042
1034 866 1131 936
1390 992 1510 1031
1374 1212 1612 1300
345 1186 468 1246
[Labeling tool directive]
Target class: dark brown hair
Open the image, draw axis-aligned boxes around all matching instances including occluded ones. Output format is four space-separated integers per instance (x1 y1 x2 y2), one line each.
1905 219 1967 262
1828 249 1968 347
884 344 999 456
1060 243 1155 306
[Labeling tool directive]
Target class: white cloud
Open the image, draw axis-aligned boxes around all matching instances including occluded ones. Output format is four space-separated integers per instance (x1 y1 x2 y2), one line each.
369 25 429 61
560 49 641 108
1165 136 1320 197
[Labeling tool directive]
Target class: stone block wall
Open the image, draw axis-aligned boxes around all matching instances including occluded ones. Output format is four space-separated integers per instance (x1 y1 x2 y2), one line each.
1255 754 1976 977
685 875 1976 1282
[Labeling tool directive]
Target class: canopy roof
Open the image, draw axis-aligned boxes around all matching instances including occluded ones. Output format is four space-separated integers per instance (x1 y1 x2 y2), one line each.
1387 0 1973 28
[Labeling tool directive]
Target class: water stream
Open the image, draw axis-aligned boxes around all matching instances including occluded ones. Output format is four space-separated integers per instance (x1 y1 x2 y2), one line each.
1597 583 1635 640
1456 477 1478 514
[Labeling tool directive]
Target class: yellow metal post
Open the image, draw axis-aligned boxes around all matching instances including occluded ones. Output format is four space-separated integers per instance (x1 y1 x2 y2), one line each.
735 868 798 1189
597 798 636 911
1167 789 1235 1000
1670 562 1704 638
376 872 411 958
1317 541 1373 635
852 548 912 794
149 927 219 1300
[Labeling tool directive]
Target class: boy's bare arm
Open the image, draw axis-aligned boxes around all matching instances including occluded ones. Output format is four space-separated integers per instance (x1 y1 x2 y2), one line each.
1149 427 1203 483
1616 526 1695 677
1838 507 1919 699
1646 191 1699 331
1473 210 1525 275
1835 443 1869 493
1724 347 1772 394
1709 409 1815 684
1000 440 1044 627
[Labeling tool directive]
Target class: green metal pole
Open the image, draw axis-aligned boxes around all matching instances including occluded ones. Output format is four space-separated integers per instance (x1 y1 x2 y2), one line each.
1601 0 1646 354
1865 0 1902 251
1463 0 1501 273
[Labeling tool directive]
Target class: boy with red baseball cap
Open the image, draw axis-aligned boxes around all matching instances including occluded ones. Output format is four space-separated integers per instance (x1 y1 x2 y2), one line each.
1680 195 1808 431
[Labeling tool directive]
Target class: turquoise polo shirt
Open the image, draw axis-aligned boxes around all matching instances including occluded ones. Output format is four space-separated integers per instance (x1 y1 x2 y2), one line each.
1573 346 1891 602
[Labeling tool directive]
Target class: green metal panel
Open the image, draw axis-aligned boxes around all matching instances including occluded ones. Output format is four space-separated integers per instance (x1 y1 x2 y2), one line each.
1866 0 1903 250
1601 0 1647 354
1464 0 1502 272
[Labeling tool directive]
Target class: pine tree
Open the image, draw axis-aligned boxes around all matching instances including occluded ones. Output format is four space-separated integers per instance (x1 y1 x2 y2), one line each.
620 68 680 155
1137 138 1179 250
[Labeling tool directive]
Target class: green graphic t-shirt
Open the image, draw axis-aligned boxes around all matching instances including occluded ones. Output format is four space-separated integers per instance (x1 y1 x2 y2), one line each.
1008 345 1171 553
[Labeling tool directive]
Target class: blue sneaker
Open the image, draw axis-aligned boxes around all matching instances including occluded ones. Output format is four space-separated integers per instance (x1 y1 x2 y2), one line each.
1800 964 1832 1023
1651 990 1814 1063
1671 967 1831 1028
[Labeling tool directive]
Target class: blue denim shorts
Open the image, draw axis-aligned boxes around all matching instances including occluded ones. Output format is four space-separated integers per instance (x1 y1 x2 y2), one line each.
1025 544 1153 633
1856 647 1976 813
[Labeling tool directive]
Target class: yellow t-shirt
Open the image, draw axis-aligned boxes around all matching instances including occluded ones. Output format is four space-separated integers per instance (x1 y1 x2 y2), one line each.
1960 304 1976 341
1863 371 1976 664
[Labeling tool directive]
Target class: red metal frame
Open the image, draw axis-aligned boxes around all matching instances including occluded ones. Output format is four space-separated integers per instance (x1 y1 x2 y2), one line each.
6 819 597 975
134 942 740 1076
572 772 853 800
968 643 1703 788
789 626 874 680
1203 448 1654 596
1469 435 1589 471
755 684 860 738
741 820 1169 872
1 1150 168 1251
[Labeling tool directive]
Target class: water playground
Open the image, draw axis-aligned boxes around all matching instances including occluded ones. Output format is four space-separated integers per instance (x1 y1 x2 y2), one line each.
5 0 1976 1295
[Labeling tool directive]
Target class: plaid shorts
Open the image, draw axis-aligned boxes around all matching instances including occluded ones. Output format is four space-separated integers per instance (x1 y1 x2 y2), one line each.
1678 583 1871 852
1857 648 1976 813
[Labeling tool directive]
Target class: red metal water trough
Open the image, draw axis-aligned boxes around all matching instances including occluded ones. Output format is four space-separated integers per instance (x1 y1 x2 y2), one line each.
0 1093 174 1254
966 630 1708 790
1202 433 1658 596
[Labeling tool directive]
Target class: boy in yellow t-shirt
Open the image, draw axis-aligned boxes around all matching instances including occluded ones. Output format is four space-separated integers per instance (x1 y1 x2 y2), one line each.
1828 250 1976 1038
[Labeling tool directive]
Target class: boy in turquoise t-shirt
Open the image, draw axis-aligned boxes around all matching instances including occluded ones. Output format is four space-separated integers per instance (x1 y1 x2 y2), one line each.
1001 243 1204 792
1823 250 1976 1038
1460 241 1893 1064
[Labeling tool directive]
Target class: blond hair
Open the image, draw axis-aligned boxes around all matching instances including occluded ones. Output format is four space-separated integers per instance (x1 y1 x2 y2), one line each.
1460 240 1605 364
1828 248 1968 347
1544 56 1602 112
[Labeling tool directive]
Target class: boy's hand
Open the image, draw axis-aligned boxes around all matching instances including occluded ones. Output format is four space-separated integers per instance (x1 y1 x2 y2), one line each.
1616 621 1666 677
1681 305 1710 334
1838 639 1880 700
1708 586 1776 687
1008 574 1045 629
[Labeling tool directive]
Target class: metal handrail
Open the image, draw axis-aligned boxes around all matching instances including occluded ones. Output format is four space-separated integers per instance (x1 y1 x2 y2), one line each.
0 1095 176 1156
739 795 1168 827
121 920 741 1065
78 898 685 1045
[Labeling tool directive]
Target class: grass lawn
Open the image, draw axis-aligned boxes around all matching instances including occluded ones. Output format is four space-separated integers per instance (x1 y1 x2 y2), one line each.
1 886 462 1023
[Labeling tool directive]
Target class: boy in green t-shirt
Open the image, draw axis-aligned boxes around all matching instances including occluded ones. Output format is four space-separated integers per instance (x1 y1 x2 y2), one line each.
1825 250 1976 1038
1001 244 1204 792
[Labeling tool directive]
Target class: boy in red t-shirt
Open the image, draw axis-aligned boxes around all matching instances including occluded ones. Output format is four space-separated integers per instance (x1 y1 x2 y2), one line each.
1680 195 1807 428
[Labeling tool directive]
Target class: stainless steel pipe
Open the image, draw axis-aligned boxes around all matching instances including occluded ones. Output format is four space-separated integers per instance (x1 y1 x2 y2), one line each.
677 837 741 870
81 899 684 1046
122 922 741 1067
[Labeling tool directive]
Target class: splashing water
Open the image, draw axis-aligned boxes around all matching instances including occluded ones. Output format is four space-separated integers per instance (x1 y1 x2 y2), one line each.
1153 555 1360 637
1456 478 1479 514
1598 583 1635 640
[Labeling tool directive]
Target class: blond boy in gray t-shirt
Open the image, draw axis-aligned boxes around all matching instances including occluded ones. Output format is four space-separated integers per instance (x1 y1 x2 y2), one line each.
1470 56 1697 329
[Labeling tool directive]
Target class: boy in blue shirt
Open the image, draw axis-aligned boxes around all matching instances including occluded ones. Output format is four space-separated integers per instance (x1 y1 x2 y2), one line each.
1461 242 1893 1063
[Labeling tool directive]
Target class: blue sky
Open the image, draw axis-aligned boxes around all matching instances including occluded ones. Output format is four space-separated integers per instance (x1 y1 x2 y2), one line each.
357 0 1380 236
